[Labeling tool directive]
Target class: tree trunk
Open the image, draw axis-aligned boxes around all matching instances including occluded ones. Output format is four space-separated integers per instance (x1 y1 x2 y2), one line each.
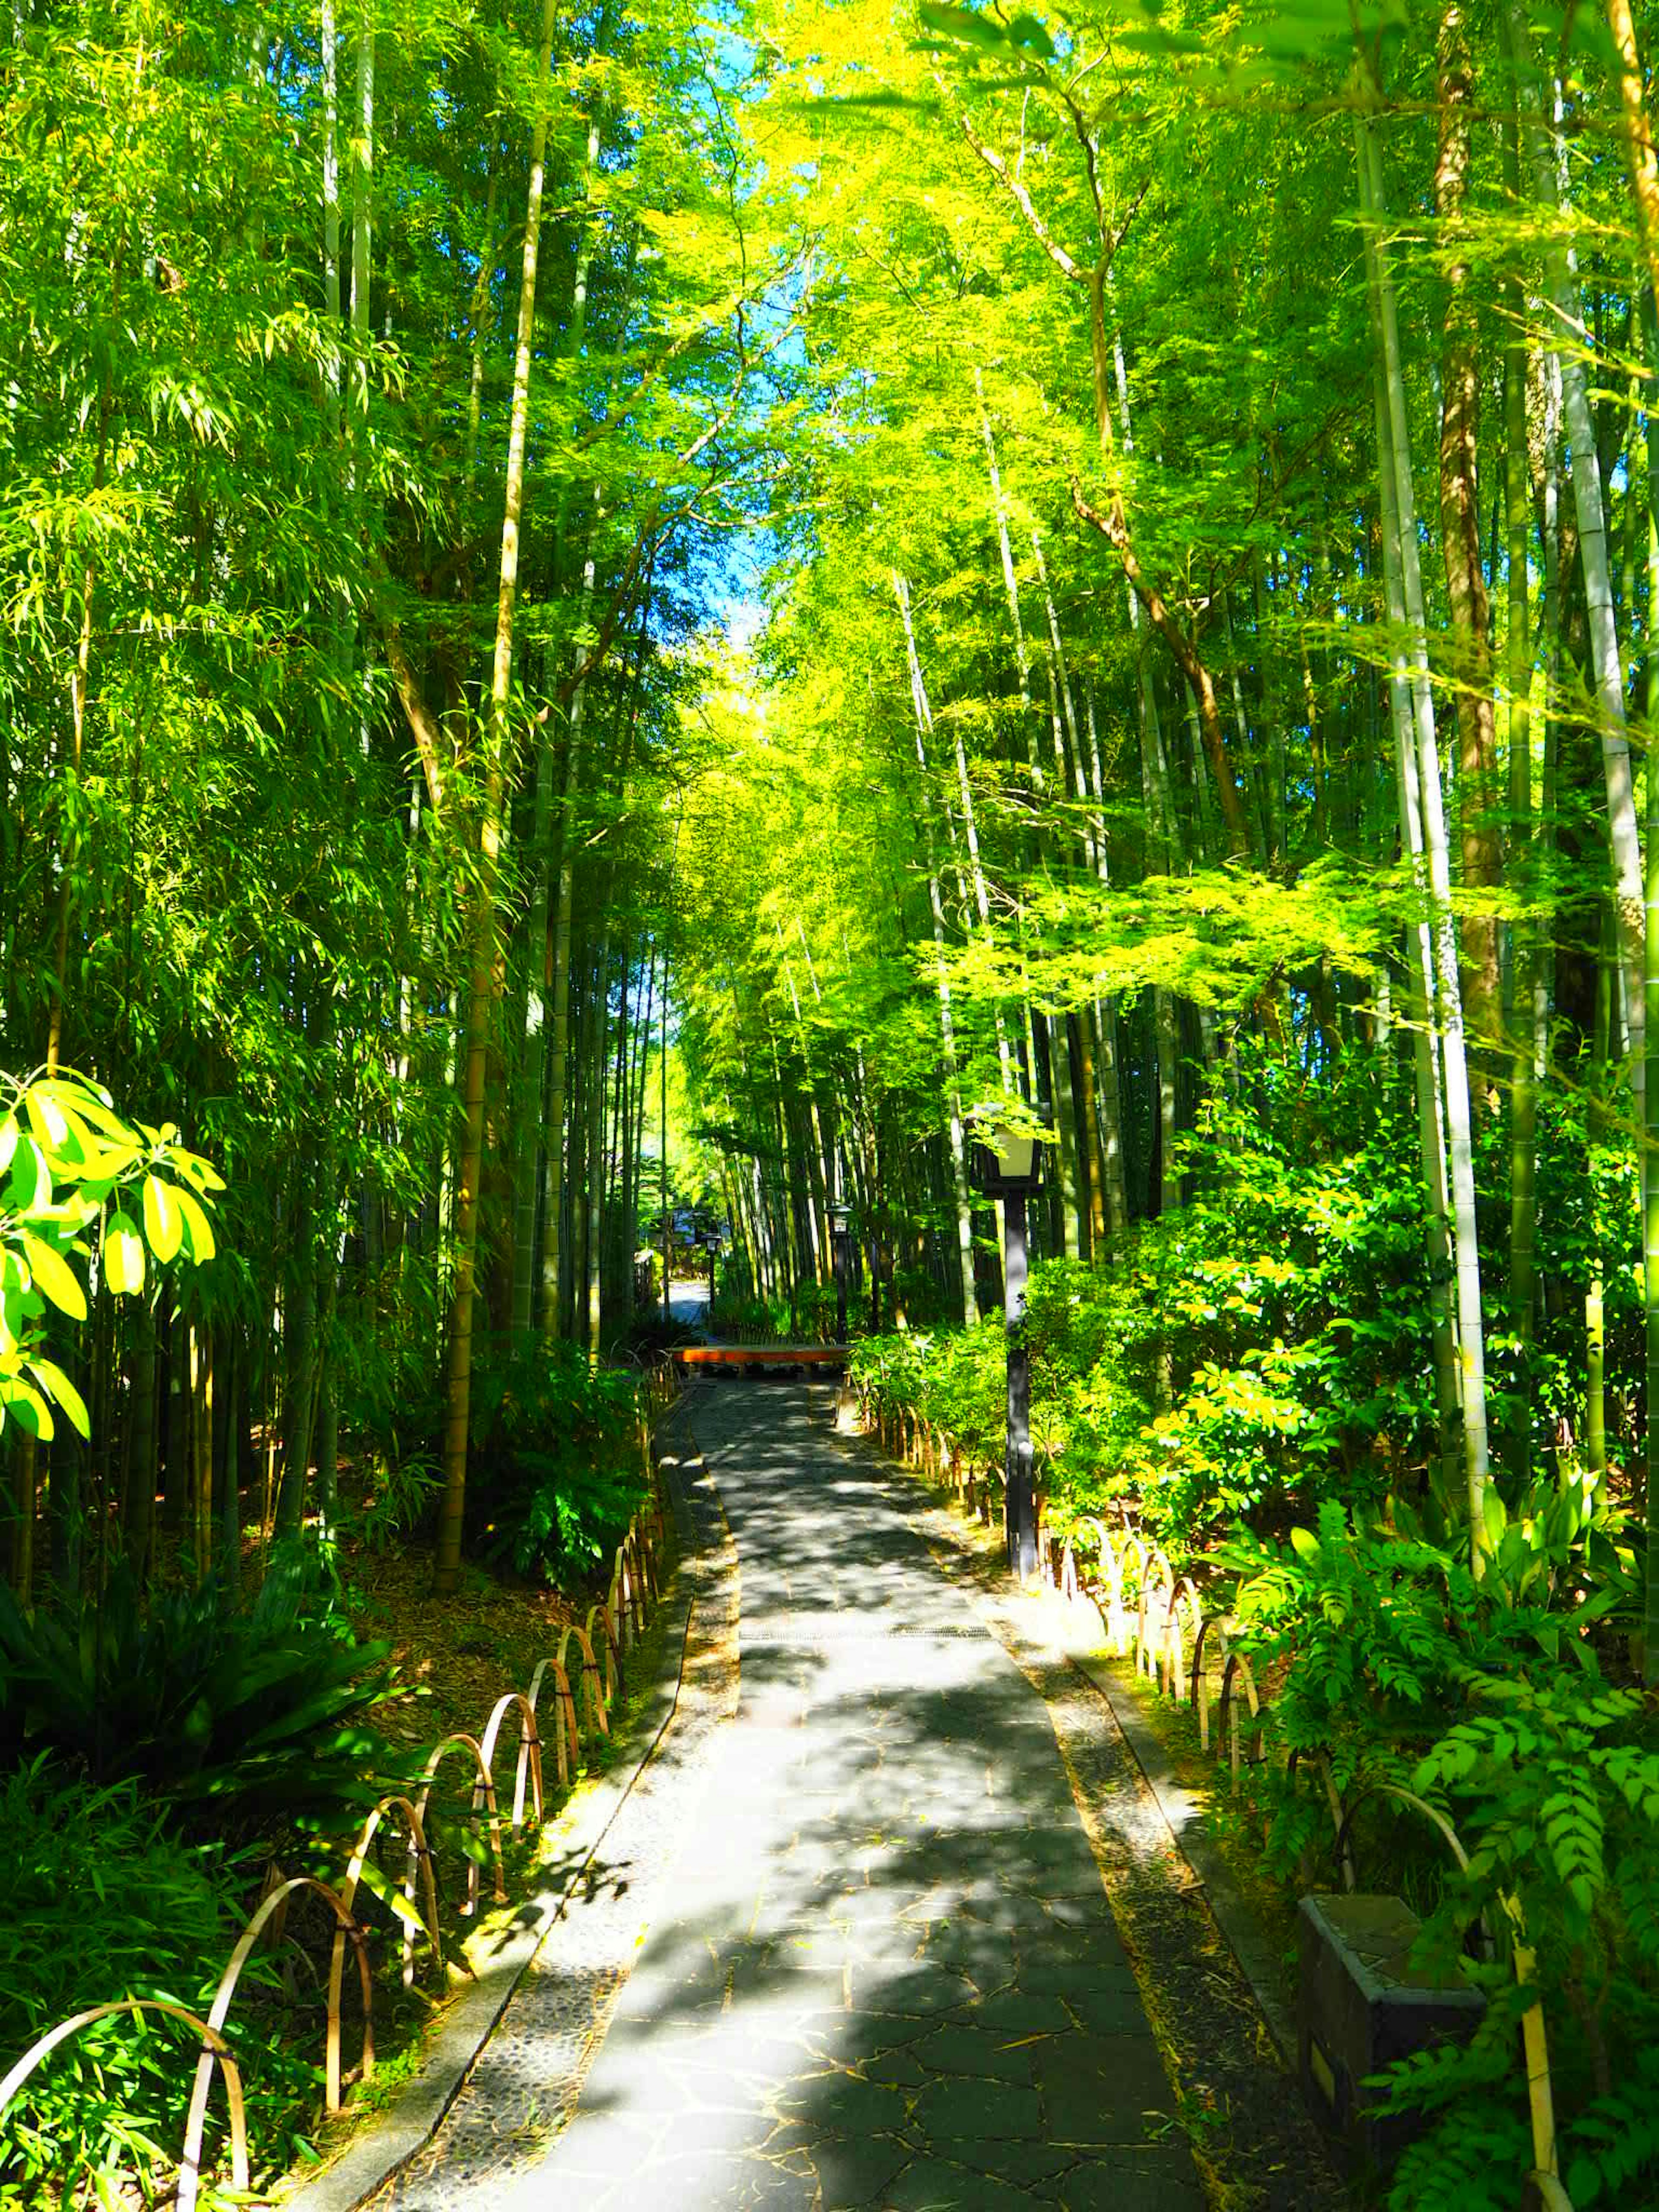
1363 120 1491 1549
585 925 608 1355
313 1255 338 1524
1435 0 1502 1047
349 10 372 407
463 170 498 485
1249 553 1287 864
511 717 558 1340
893 572 978 1325
190 1325 213 1581
1602 0 1659 1683
1155 991 1180 1214
1505 289 1541 1479
1511 2 1645 1132
1074 1009 1107 1256
435 0 559 1595
276 1167 316 1538
514 126 601 1339
1646 521 1659 1676
123 1303 157 1580
1092 999 1128 1245
162 1305 188 1566
44 357 108 1080
1047 1012 1084 1260
540 542 597 1345
1360 121 1475 1522
321 0 341 410
218 1328 241 1592
777 926 834 1280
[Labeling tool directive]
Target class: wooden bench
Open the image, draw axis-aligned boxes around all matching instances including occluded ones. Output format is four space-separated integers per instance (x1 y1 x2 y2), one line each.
671 1345 847 1376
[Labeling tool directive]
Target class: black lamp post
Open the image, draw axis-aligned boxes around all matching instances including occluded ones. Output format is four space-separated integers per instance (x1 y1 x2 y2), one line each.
969 1122 1047 1584
705 1229 721 1308
828 1201 852 1345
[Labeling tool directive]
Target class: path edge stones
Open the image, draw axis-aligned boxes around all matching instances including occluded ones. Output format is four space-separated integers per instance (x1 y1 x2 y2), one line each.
280 1426 711 2212
1064 1645 1297 2064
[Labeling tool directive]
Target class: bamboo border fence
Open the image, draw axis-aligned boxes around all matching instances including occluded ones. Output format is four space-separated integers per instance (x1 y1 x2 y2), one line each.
0 1357 686 2209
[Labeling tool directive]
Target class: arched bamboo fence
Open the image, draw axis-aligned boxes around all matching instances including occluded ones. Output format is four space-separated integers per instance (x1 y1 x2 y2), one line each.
0 1358 685 2205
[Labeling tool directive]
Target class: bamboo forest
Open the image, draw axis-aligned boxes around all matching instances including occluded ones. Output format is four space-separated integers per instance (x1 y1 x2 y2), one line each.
11 0 1659 2203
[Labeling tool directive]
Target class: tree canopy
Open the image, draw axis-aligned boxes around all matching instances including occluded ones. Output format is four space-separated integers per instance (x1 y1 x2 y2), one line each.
13 0 1659 2199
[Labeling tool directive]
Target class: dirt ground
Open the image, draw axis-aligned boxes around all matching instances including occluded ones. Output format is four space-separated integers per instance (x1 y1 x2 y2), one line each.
338 1539 583 1756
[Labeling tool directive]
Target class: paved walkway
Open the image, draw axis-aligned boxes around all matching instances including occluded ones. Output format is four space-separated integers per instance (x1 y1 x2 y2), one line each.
669 1279 712 1331
388 1382 1203 2211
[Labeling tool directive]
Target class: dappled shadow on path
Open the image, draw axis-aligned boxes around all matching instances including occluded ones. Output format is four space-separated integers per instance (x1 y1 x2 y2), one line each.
501 1386 1208 2212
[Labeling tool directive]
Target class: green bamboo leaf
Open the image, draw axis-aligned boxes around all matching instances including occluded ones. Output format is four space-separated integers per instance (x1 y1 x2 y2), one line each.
174 1188 216 1263
23 1085 71 1153
142 1175 183 1265
22 1233 87 1321
39 1081 130 1142
917 1 1019 54
27 1358 89 1439
104 1211 146 1295
174 1148 227 1195
1482 1487 1508 1549
0 1375 55 1442
353 1858 429 1933
1005 13 1056 57
7 1138 50 1215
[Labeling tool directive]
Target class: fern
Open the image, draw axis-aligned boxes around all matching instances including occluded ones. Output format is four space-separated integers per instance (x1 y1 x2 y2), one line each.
1563 2040 1659 2206
1615 1856 1659 1973
1592 1740 1659 1825
1386 2107 1531 2212
1369 1991 1519 2120
1538 1767 1606 1920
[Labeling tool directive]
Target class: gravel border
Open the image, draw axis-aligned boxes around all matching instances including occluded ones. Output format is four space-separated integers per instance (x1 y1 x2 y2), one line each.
1063 1645 1297 2064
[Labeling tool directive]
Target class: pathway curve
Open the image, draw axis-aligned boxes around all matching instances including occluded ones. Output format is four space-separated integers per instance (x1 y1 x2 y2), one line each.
668 1277 712 1333
386 1381 1205 2211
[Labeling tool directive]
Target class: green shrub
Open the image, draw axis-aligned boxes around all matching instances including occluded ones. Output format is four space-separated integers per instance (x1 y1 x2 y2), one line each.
791 1279 841 1343
0 1545 399 1836
849 1047 1613 1550
621 1308 697 1362
0 1757 317 2205
467 1338 647 1583
1217 1484 1658 2209
345 1449 442 1555
846 1261 1151 1535
1375 1662 1659 2211
708 1290 784 1339
845 1038 1659 2212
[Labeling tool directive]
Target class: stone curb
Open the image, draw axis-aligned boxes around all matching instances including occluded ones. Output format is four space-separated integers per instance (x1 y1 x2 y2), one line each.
280 1429 708 2212
1064 1644 1297 2065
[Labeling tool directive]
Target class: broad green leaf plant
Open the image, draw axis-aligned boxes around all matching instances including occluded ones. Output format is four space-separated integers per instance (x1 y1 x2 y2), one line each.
0 1069 222 1445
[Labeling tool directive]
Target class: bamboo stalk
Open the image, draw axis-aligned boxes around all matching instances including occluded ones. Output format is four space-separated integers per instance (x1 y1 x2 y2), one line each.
435 0 559 1594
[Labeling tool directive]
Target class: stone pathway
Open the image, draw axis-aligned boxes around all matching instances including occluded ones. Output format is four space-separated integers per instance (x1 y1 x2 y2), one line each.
387 1381 1205 2211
